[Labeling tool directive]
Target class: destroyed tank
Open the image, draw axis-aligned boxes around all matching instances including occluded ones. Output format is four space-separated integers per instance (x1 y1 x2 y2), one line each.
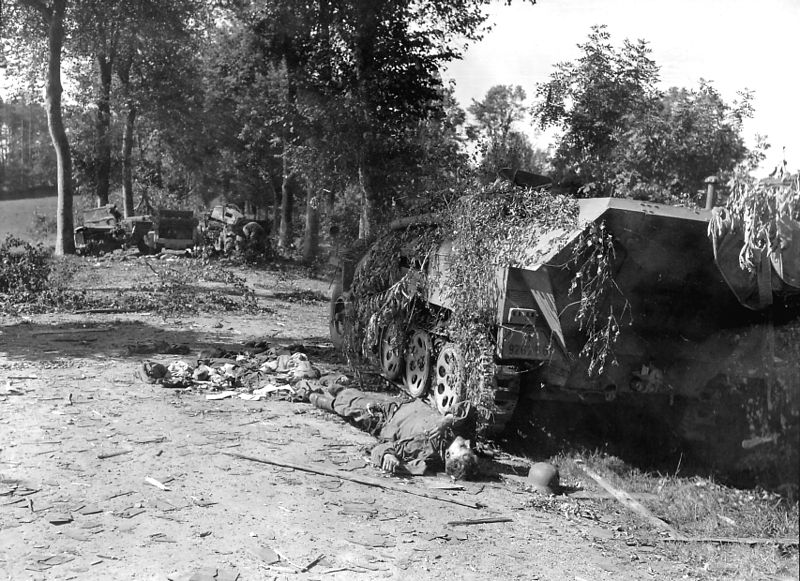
329 173 800 457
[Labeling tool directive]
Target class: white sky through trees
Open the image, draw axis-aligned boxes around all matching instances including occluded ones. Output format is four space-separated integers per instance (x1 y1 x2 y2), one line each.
444 0 800 175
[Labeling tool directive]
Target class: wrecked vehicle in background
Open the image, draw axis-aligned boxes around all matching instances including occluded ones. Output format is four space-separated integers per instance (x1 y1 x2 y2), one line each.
74 205 197 255
199 203 271 256
330 171 799 485
74 204 153 254
146 208 198 252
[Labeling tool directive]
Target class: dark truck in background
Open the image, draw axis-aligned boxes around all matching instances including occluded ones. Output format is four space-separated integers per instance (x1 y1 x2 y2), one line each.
74 205 197 254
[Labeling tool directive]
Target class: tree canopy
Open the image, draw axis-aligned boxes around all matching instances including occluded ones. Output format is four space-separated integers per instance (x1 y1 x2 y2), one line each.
534 25 751 202
468 84 547 180
0 10 775 257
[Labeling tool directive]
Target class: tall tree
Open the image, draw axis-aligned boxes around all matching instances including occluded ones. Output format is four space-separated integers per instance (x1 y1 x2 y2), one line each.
614 82 751 199
534 25 750 201
244 0 535 241
534 25 660 196
202 13 292 226
468 84 536 179
5 0 75 254
70 0 118 207
111 0 206 217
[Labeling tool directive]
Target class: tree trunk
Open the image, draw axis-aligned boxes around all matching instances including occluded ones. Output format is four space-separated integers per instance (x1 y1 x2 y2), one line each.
44 0 75 255
272 179 281 239
302 194 319 263
121 103 136 217
278 151 293 250
357 162 374 241
354 2 378 241
95 55 112 207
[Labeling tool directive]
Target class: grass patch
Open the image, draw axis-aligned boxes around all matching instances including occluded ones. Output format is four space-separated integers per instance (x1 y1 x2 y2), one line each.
544 451 799 580
555 450 798 540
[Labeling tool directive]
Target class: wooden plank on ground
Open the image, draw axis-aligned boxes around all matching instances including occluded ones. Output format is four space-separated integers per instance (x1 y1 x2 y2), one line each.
223 451 482 510
577 463 678 536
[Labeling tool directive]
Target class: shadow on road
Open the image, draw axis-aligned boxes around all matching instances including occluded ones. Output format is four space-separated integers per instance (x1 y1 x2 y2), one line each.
0 320 208 363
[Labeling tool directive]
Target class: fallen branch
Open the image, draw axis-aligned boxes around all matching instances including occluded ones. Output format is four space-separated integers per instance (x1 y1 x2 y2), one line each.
299 554 324 573
665 536 799 546
577 463 678 536
447 517 513 526
223 451 482 509
97 450 132 460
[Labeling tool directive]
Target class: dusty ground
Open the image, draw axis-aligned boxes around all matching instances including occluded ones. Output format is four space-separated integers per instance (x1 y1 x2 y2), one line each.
0 259 796 581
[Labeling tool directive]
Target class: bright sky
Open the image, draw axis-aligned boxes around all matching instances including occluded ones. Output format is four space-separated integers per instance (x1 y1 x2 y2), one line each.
443 0 800 175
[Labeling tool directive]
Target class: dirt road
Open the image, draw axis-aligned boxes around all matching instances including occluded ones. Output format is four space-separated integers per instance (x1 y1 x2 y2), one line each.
0 270 790 580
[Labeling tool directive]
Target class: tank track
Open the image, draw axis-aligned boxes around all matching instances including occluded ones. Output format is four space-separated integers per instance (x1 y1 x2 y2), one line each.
376 317 520 436
331 286 521 436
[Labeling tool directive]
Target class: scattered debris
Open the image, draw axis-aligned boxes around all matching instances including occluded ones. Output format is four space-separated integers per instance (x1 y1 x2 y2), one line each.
26 553 75 572
0 385 26 396
250 545 281 565
428 482 465 491
447 517 513 526
339 504 379 517
133 436 167 445
190 496 216 507
105 490 136 500
206 391 237 400
145 477 170 491
118 507 146 519
224 451 483 509
76 504 103 516
347 532 396 548
299 554 324 572
62 529 91 541
46 512 73 525
97 450 133 460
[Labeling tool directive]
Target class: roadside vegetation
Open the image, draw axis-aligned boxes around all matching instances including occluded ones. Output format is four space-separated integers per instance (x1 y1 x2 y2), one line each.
0 234 269 317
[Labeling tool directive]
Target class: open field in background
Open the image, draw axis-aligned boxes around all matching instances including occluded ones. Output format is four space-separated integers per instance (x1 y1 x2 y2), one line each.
0 194 60 244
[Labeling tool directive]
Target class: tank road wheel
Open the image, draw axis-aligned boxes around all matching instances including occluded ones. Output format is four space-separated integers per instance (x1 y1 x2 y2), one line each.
404 329 432 397
434 343 465 414
379 322 404 381
329 282 349 350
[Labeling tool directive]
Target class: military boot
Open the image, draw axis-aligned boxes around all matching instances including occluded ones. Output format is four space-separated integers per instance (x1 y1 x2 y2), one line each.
310 392 336 413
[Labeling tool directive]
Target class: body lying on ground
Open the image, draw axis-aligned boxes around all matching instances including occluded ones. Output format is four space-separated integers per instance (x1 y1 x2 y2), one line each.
310 387 479 480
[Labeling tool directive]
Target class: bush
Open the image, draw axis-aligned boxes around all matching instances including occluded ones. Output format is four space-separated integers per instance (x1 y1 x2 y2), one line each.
0 235 52 299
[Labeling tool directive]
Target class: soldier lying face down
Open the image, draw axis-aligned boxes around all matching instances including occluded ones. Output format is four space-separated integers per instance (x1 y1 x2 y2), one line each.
310 388 479 480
